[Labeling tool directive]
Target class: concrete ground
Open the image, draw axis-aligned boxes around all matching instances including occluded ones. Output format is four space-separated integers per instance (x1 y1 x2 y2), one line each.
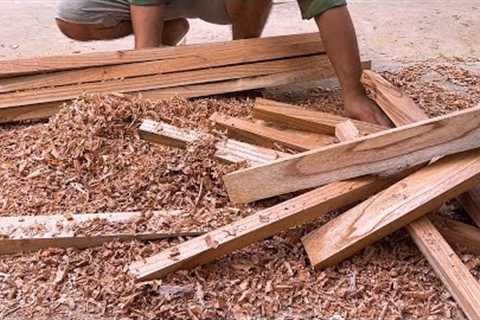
0 0 479 70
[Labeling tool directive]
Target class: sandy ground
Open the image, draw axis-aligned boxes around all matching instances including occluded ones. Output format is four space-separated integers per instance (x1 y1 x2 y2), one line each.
0 0 479 69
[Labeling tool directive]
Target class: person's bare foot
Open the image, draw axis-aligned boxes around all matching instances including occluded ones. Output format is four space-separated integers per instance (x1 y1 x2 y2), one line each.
162 18 189 46
344 94 392 127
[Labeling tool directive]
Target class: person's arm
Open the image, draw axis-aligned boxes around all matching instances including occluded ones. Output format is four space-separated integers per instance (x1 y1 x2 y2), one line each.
129 0 165 49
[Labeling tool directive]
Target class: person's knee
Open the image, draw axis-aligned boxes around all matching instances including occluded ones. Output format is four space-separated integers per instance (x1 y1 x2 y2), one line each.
163 18 190 46
56 18 94 41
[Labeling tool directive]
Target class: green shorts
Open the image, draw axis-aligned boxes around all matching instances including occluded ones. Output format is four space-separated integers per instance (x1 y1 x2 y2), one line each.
129 0 347 20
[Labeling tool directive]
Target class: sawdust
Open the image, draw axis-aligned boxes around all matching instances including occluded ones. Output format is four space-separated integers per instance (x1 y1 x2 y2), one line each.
1 61 480 320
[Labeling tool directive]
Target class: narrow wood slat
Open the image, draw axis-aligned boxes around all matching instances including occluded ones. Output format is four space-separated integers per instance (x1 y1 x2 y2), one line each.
432 215 480 255
253 98 387 135
0 211 204 254
0 33 322 78
458 187 480 227
223 105 480 203
139 119 288 166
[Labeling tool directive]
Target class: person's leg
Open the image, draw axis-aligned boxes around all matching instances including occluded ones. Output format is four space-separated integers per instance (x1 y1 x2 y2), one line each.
225 0 273 40
55 19 133 41
314 6 391 126
162 18 190 46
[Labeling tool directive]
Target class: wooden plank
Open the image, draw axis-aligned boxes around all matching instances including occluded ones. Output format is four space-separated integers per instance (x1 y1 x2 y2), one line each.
432 216 480 255
139 119 288 165
406 217 480 320
223 104 480 203
253 98 387 135
361 70 480 320
0 211 204 254
209 112 336 152
301 149 480 268
0 33 323 78
128 173 401 281
458 187 480 227
335 120 361 141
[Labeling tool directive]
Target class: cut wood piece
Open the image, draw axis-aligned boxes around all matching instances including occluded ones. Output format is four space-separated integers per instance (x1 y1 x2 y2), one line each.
0 32 322 78
223 104 480 203
432 216 480 255
210 112 336 152
253 98 387 135
139 119 288 165
406 217 480 320
128 173 401 281
301 149 480 269
458 187 480 227
335 120 361 141
0 211 204 254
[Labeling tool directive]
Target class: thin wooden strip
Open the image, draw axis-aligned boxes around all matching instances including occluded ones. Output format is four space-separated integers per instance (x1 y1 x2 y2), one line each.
128 174 400 281
458 187 480 227
406 217 480 320
0 32 322 78
432 215 480 255
0 211 204 255
223 104 480 204
139 119 288 165
335 120 361 141
301 149 480 268
210 112 336 152
253 98 387 135
0 55 331 109
0 40 324 93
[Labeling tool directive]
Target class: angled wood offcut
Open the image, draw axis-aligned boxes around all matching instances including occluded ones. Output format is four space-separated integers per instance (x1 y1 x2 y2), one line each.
458 187 480 227
432 215 480 255
253 98 387 135
224 104 480 203
0 211 204 255
139 119 288 166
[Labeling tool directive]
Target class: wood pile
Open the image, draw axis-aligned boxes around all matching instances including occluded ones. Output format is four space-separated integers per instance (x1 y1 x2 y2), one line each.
1 34 480 319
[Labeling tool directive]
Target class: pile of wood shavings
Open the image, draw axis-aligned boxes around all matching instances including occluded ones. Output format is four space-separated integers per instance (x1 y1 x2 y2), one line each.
1 61 480 320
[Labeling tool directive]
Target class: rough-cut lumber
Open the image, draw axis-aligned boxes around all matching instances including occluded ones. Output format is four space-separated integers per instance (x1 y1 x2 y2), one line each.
335 120 361 141
139 119 288 165
210 112 336 151
0 32 323 78
361 70 480 320
406 217 480 320
253 98 386 135
223 104 480 203
301 149 480 268
458 187 480 227
0 211 204 254
128 173 401 281
432 216 480 255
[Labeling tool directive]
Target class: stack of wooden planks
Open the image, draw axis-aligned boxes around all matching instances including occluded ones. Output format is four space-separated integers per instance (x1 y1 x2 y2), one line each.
129 72 480 320
0 32 369 124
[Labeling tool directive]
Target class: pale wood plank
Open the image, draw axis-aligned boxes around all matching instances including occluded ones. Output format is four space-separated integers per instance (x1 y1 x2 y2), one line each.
139 119 288 166
223 105 480 203
253 98 386 135
335 120 361 141
128 174 400 281
0 33 322 78
209 112 336 152
0 211 204 254
301 149 480 268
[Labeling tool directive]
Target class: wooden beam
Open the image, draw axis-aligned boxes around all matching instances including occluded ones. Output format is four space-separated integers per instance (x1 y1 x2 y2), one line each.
253 98 387 135
432 216 480 255
0 211 204 254
458 187 480 227
361 70 480 320
0 33 323 78
406 217 480 320
335 120 361 141
301 149 480 268
209 112 336 152
139 119 288 166
128 173 401 281
223 104 480 203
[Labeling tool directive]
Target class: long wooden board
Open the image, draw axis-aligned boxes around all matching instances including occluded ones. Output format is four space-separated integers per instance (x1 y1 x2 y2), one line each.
210 112 336 151
223 104 480 203
432 216 480 255
0 211 204 254
253 98 387 135
128 173 401 281
0 33 323 78
139 119 288 165
301 149 480 268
